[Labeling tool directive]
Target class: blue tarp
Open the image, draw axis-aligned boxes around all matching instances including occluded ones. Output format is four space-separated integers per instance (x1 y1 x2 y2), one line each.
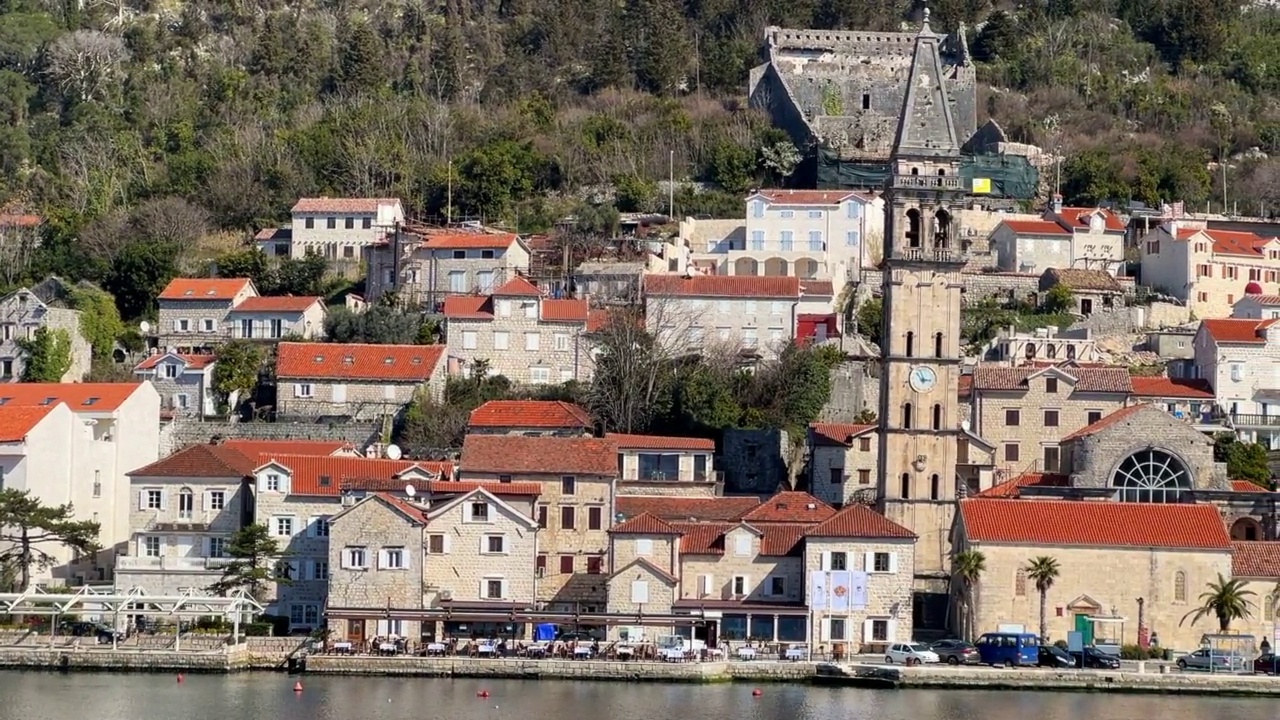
535 624 558 641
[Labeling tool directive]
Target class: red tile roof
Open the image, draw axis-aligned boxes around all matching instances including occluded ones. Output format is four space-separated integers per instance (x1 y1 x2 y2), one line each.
971 365 1133 394
1242 294 1280 306
586 309 612 333
423 233 518 250
1002 219 1070 236
460 435 617 475
230 296 323 313
493 276 543 297
975 472 1070 498
1231 541 1280 577
0 383 145 413
468 400 592 429
540 298 589 323
260 454 452 495
616 496 761 522
1061 404 1152 442
808 505 916 538
674 522 732 554
442 296 494 320
0 406 59 442
291 197 399 214
1130 376 1215 399
753 189 869 205
644 274 801 299
423 480 540 496
1201 318 1276 344
960 499 1232 549
159 278 253 301
607 433 715 451
809 423 876 447
129 443 256 478
220 439 352 457
759 523 811 556
1232 480 1269 493
370 492 430 523
800 280 835 297
1179 227 1273 257
133 353 216 372
610 512 679 535
276 342 444 381
741 492 835 524
1052 207 1126 232
958 374 973 399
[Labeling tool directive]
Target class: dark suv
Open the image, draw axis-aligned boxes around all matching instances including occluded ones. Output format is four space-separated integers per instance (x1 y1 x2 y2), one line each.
1037 644 1075 668
930 639 979 665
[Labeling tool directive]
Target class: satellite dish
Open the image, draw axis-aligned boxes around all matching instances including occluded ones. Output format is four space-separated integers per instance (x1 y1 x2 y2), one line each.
139 320 151 334
961 420 971 432
404 484 416 498
385 444 402 460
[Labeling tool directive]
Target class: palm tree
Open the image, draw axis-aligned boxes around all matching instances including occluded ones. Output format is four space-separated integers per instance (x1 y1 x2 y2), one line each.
1181 574 1255 632
952 549 986 641
1025 556 1060 642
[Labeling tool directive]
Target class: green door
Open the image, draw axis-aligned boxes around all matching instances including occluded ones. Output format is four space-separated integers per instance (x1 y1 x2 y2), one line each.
1074 615 1094 646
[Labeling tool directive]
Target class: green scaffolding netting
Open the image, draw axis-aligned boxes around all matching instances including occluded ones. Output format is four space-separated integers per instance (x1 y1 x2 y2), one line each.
811 148 1040 199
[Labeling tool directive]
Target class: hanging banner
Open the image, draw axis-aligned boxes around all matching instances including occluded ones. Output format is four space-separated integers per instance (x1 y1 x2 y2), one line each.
849 571 869 610
972 178 993 194
810 571 829 610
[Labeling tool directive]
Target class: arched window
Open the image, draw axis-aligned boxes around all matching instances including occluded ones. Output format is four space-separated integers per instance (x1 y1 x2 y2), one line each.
178 487 194 519
1046 343 1057 359
902 403 913 429
934 209 952 249
1174 571 1187 603
1267 594 1277 622
934 332 944 358
1025 344 1037 360
932 403 942 430
911 167 920 176
938 168 946 176
900 473 911 499
930 473 940 500
1015 569 1027 597
905 331 914 357
906 209 922 248
1067 344 1077 360
1113 449 1192 503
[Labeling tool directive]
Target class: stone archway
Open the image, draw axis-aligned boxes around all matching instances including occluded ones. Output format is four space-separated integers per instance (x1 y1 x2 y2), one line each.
1231 517 1264 541
733 258 759 276
763 258 788 276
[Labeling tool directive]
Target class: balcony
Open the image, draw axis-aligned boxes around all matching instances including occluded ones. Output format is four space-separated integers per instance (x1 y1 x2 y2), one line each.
1229 414 1280 429
886 247 966 265
116 556 233 572
893 174 964 190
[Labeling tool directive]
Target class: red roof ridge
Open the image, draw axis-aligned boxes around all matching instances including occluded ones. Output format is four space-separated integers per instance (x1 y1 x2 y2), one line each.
468 400 592 429
961 499 1231 549
276 342 444 381
159 278 254 301
0 405 60 442
740 491 835 524
606 433 715 451
1129 376 1215 399
809 422 877 446
610 512 680 535
493 275 543 297
807 504 915 538
460 434 616 475
1061 404 1152 442
1200 318 1276 345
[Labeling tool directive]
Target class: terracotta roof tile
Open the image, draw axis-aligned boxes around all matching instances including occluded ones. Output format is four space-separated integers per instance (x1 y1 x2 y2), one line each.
1051 207 1126 232
1242 294 1280 306
807 505 916 538
1232 541 1280 576
1232 480 1269 493
800 280 834 297
0 383 145 413
971 365 1133 393
343 478 537 496
229 296 323 313
753 189 869 205
262 454 451 495
133 353 216 372
586 309 611 332
809 423 876 447
276 342 444 381
609 512 679 535
220 439 352 457
673 522 731 554
1061 404 1152 442
442 296 494 319
540 298 589 323
1201 318 1276 344
1179 227 1273 257
740 492 835 524
1042 268 1124 292
468 400 592 429
129 443 256 478
460 435 617 475
371 492 430 523
493 276 543 297
159 278 253 301
606 433 715 451
1002 219 1070 236
291 197 399 214
975 472 1070 498
960 499 1231 549
1130 376 1215 399
759 523 811 556
644 274 801 299
616 496 761 522
423 233 518 250
0 405 58 442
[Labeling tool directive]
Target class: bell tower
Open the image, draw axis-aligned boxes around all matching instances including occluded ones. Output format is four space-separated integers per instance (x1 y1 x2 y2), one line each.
875 4 968 614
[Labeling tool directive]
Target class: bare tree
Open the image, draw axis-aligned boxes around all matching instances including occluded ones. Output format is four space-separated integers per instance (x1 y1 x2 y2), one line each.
134 196 209 249
57 133 136 217
0 220 41 287
45 30 128 103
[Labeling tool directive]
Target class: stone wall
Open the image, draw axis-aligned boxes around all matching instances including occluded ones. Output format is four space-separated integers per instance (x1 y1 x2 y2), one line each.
161 418 382 456
305 654 814 681
721 429 793 494
819 361 879 424
857 270 1043 308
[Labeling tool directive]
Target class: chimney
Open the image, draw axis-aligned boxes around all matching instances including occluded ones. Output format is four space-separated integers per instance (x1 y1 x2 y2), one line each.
1051 194 1063 215
1168 219 1179 238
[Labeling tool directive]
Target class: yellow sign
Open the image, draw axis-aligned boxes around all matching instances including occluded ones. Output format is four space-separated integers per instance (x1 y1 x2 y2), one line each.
972 178 992 194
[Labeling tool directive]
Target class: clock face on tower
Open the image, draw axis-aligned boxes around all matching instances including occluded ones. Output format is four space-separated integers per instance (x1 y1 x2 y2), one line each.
909 366 937 393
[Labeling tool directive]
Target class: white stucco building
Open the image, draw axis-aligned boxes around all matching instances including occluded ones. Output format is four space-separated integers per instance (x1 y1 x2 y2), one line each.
287 197 405 263
990 201 1126 276
1139 220 1280 319
1193 317 1280 447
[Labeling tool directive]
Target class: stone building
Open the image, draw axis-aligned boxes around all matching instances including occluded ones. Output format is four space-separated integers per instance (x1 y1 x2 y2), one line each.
467 399 593 436
806 422 878 507
609 433 719 497
0 287 91 382
275 342 446 420
285 197 404 265
442 276 594 384
990 203 1126 277
132 352 217 417
1039 268 1125 316
225 296 327 341
457 434 618 610
156 277 327 351
982 326 1102 366
1139 220 1279 318
364 230 532 308
1193 317 1280 448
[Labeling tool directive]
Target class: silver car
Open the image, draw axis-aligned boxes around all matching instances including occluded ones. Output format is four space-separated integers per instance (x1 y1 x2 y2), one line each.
1176 648 1246 672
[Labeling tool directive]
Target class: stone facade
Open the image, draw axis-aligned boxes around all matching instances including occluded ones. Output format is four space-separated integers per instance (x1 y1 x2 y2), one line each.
327 495 425 638
134 353 216 417
278 374 444 420
275 342 447 420
225 302 327 341
0 288 91 382
804 537 915 651
158 292 255 352
807 425 879 507
1062 404 1229 493
160 418 381 457
1140 220 1280 319
422 490 539 610
288 197 403 264
444 295 593 385
613 435 719 497
721 429 793 494
365 232 531 307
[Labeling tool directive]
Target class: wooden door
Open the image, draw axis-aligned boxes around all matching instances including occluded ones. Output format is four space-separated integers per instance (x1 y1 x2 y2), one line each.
347 619 365 644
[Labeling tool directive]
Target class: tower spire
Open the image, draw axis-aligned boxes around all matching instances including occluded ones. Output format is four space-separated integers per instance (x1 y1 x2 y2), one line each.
921 0 931 31
891 10 959 158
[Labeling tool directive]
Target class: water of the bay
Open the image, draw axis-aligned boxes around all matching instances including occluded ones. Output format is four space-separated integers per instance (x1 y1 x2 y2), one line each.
0 671 1270 720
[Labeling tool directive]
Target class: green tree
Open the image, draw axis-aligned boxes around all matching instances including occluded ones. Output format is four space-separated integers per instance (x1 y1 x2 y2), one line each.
1180 574 1255 632
208 524 289 601
70 285 126 361
970 10 1015 62
1214 433 1271 486
1025 556 1060 643
0 488 101 591
17 327 71 382
212 340 263 411
1041 284 1074 314
705 140 757 194
324 304 427 344
624 0 691 95
335 19 386 95
855 297 883 346
952 549 986 642
106 241 180 320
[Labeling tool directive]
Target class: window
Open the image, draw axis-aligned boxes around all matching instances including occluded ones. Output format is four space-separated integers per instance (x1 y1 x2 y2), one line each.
1043 446 1060 472
750 230 764 250
274 517 294 536
930 474 940 500
828 618 846 641
560 555 574 574
326 217 336 229
485 535 506 554
830 467 844 484
830 552 848 571
780 230 793 251
362 218 372 229
177 319 190 333
636 539 653 556
493 332 509 350
207 537 226 558
469 502 489 522
770 577 786 596
732 575 748 595
265 474 281 492
1004 443 1020 462
588 506 602 530
859 436 872 452
524 302 538 319
808 230 823 251
345 547 368 569
92 471 101 498
163 363 178 379
497 300 511 317
734 534 751 556
1087 410 1102 425
902 402 912 428
934 332 944 358
631 580 649 604
313 561 329 581
846 230 860 247
525 332 540 351
295 383 314 398
900 473 910 499
484 578 505 599
561 476 576 495
380 547 406 569
1005 409 1020 426
176 394 189 410
858 469 871 485
1014 569 1027 596
178 489 194 519
304 217 314 229
146 490 162 509
554 333 570 351
561 506 576 529
872 552 892 573
870 619 889 642
751 201 764 218
530 367 550 384
448 271 468 292
638 453 679 480
536 555 547 574
905 331 914 357
428 535 447 554
932 404 942 430
536 505 547 529
462 331 477 350
587 556 604 574
1044 410 1059 427
202 318 215 333
312 516 330 538
143 536 161 557
780 210 794 219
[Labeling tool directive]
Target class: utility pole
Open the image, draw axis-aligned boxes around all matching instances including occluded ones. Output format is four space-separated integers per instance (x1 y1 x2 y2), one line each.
447 159 454 225
668 150 675 220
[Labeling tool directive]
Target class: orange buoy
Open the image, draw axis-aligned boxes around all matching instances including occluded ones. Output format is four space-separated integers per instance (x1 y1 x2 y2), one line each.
752 689 763 697
476 690 490 698
176 674 184 683
294 682 304 692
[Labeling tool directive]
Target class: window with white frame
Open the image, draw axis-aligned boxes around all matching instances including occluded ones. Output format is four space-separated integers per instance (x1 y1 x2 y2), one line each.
311 516 330 537
846 230 860 247
143 536 161 557
146 489 162 509
732 575 748 595
176 394 189 409
273 516 294 536
530 367 550 384
484 535 506 554
636 538 653 556
289 603 320 627
380 547 406 569
493 332 509 350
871 551 894 573
295 383 313 398
560 369 574 382
313 560 329 581
554 333 570 351
209 490 225 511
484 577 506 600
469 502 490 522
177 319 190 333
828 617 847 640
240 318 253 338
462 331 478 350
497 300 511 317
163 364 178 379
734 534 751 556
202 318 215 333
270 319 283 338
207 537 226 558
265 474 281 492
427 534 448 554
344 546 368 569
525 332 540 351
524 302 537 319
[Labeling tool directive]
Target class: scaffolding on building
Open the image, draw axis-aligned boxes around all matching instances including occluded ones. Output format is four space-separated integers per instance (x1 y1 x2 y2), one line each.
0 585 263 651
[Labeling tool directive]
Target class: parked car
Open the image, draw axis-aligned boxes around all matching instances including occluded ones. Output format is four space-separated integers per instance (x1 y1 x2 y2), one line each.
1037 644 1075 668
930 639 980 665
62 621 124 644
1071 646 1121 669
885 642 940 665
1176 648 1244 672
1254 654 1280 675
975 632 1039 667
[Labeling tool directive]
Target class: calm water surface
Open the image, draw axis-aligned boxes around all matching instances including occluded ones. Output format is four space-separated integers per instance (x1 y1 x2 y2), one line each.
0 672 1271 720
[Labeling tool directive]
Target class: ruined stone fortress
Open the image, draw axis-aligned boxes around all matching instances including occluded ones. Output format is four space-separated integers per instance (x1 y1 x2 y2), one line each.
749 26 978 162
